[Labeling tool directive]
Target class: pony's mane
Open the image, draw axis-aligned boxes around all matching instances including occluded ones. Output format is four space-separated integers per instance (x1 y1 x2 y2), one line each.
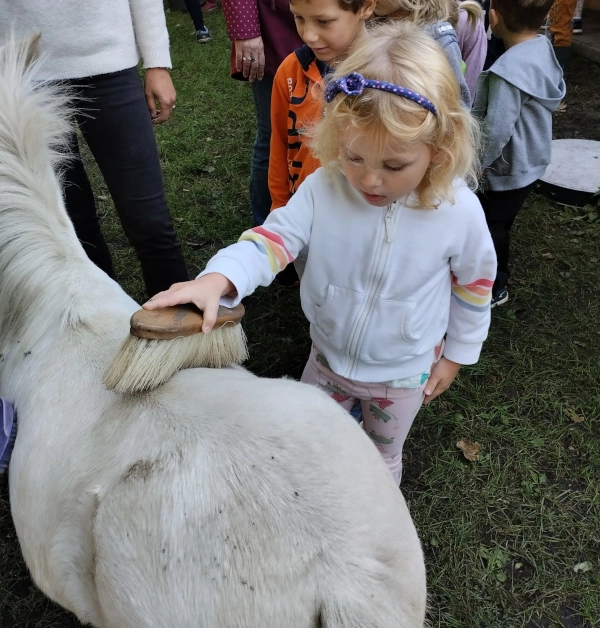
0 34 91 345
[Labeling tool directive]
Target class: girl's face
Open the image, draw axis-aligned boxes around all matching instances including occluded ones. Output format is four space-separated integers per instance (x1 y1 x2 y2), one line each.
339 129 433 207
289 0 376 64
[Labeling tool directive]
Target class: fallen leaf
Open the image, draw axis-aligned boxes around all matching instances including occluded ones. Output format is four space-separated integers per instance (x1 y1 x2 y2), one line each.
185 240 208 249
573 561 592 573
557 101 567 112
573 340 587 347
564 407 585 423
457 439 481 461
542 253 555 259
590 257 598 264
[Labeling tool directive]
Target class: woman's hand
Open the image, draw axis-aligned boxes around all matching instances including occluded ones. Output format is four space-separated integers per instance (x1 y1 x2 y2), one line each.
423 357 461 405
143 274 236 333
233 37 265 82
144 68 176 124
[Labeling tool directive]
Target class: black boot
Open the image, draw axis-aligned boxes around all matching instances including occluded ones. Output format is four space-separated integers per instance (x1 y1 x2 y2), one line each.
553 46 573 75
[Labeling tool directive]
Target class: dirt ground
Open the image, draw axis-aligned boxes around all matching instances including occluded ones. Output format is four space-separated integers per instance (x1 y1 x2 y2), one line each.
553 55 600 141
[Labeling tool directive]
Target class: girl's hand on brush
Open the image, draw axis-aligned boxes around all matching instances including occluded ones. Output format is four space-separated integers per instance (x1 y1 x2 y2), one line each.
423 357 461 405
142 274 236 333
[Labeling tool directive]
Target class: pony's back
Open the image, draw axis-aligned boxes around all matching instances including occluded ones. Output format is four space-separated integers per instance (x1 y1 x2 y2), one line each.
92 368 427 627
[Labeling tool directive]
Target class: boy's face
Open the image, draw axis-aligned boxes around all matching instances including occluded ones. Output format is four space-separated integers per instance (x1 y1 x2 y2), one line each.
289 0 376 64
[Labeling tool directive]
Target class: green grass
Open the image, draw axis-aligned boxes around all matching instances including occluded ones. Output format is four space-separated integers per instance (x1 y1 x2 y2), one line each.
1 11 599 627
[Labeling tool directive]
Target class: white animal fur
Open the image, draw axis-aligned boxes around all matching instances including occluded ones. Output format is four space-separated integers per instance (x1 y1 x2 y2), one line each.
0 35 427 627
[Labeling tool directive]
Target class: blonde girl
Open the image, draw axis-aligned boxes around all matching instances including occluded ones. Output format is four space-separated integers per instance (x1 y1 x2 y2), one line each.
145 21 496 484
374 0 473 106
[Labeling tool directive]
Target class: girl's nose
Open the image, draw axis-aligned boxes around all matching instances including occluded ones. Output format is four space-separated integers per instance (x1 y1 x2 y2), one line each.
361 168 382 188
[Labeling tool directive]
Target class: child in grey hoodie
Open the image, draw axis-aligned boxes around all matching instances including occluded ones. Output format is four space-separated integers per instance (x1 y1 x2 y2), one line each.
474 0 566 307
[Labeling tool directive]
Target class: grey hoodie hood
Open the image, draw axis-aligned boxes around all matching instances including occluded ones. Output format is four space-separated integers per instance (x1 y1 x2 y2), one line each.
489 36 566 111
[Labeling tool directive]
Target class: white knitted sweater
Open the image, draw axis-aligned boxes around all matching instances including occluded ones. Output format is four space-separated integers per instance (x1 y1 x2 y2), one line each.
0 0 171 80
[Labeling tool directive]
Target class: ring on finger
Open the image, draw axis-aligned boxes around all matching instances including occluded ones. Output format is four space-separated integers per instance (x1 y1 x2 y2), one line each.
250 56 256 62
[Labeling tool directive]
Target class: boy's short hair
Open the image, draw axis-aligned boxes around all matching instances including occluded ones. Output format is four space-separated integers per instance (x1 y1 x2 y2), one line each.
492 0 555 32
339 0 370 12
289 0 368 12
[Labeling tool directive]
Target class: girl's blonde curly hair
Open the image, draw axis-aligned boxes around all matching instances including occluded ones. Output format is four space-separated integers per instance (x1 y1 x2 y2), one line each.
310 20 480 209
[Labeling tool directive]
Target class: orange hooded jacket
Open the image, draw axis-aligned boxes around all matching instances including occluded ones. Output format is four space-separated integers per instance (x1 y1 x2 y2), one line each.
269 45 330 210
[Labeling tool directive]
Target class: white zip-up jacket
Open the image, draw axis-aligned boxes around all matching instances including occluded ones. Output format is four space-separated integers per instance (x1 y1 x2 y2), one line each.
202 168 496 383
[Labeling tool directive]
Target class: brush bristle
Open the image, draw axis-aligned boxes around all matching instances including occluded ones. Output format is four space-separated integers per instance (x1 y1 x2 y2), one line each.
103 325 248 394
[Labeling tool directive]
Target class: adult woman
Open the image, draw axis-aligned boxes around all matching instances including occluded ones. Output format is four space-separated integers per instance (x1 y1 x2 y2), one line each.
0 0 189 298
221 0 304 226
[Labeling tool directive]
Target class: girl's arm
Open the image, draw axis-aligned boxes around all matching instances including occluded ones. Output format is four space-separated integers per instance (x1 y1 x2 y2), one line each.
445 193 497 365
144 173 318 322
422 198 496 402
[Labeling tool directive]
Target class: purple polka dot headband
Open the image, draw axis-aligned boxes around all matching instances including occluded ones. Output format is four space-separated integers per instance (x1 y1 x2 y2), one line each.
324 72 437 116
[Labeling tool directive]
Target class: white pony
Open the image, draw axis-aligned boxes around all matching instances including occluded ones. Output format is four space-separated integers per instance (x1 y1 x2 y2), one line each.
0 36 427 628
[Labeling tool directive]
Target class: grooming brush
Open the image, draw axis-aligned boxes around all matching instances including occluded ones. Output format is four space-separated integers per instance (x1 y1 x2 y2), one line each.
103 303 247 394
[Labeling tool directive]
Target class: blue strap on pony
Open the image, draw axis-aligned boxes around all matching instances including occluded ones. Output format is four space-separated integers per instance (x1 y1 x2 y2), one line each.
0 398 17 474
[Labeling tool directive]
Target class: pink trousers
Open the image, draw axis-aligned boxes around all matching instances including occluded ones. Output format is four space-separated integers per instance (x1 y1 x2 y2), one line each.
301 343 443 484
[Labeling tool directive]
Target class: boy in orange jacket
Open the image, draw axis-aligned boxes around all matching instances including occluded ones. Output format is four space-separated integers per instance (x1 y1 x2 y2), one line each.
269 0 376 209
269 0 376 285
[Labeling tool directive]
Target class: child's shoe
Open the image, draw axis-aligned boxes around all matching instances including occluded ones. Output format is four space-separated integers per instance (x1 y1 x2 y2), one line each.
572 18 582 34
491 287 509 308
195 27 212 43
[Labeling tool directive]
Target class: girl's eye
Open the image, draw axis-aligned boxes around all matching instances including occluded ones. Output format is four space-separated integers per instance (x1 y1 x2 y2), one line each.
317 19 331 25
293 15 304 22
345 155 362 164
384 164 406 172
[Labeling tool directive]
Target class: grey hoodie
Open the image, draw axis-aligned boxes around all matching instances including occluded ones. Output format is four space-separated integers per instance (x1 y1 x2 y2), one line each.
424 21 471 109
474 35 566 191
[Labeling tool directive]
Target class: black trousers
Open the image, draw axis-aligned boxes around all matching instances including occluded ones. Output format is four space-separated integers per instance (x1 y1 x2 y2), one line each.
183 0 206 31
62 67 189 298
477 184 535 293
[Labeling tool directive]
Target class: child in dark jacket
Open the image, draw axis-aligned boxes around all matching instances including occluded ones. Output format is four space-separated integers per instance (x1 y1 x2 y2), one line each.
474 0 566 307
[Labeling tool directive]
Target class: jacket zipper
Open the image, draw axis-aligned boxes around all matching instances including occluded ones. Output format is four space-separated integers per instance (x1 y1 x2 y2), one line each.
343 203 398 379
